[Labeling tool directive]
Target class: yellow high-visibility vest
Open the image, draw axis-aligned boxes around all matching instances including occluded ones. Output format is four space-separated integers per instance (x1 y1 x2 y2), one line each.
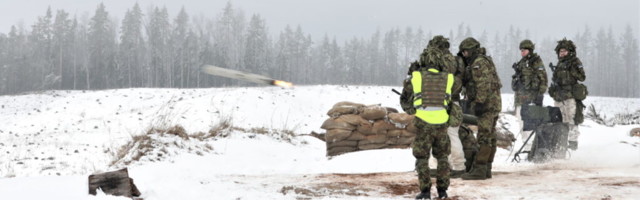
411 68 454 124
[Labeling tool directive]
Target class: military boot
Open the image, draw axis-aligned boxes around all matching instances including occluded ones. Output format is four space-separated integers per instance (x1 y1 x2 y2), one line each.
486 146 497 179
437 188 448 199
461 164 487 180
450 170 465 178
463 149 477 172
461 145 491 180
486 163 492 179
415 188 431 200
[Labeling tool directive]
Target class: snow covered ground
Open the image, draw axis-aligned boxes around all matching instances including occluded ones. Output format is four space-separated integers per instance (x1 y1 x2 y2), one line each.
0 85 639 199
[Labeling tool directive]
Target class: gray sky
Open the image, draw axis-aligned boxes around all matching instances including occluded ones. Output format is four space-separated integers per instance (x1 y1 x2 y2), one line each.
1 0 638 41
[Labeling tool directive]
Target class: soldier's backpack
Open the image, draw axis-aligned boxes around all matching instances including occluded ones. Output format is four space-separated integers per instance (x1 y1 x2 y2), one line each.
527 122 569 163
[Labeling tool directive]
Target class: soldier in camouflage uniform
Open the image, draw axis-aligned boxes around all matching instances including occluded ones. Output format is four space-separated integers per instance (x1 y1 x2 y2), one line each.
455 47 480 174
457 37 502 180
420 36 467 179
511 39 548 151
400 35 455 199
548 38 586 150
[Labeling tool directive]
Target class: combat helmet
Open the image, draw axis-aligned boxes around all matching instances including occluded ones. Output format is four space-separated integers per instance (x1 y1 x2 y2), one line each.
428 35 450 50
459 37 480 51
555 38 576 54
519 39 535 51
420 47 446 69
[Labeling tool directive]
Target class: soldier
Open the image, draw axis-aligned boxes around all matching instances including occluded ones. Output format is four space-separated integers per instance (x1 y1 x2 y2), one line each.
511 39 548 152
422 36 467 179
457 37 502 180
548 38 586 150
400 35 455 199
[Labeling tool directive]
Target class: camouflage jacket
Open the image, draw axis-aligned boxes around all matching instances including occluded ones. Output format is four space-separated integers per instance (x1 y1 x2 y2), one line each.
549 56 585 101
463 55 502 113
512 54 548 105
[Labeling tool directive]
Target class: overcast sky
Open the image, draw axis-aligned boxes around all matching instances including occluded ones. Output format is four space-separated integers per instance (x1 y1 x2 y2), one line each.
1 0 638 42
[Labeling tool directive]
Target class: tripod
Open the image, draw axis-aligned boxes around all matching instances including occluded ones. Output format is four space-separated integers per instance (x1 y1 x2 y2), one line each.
511 129 537 163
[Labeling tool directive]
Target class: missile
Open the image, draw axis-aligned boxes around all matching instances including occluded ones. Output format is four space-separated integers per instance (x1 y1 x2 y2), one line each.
201 65 293 88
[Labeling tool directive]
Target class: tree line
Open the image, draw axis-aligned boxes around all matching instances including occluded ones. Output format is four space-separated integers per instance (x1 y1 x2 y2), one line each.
0 2 638 97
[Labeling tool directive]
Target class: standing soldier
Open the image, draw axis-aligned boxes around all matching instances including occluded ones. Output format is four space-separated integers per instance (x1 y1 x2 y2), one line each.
458 37 502 180
511 39 548 152
423 36 467 179
400 35 455 199
548 38 586 150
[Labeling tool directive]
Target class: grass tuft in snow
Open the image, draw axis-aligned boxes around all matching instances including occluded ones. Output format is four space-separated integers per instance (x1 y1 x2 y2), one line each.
110 118 301 168
587 103 640 126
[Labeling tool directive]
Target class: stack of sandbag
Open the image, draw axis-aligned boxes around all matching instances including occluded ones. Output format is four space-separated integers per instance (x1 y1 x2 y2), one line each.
630 127 640 137
321 101 417 156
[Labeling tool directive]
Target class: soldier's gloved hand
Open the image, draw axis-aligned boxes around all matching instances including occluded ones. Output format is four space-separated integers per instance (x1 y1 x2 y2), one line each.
510 76 519 91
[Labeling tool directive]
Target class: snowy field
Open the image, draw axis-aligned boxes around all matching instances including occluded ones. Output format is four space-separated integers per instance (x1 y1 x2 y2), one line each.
0 85 639 199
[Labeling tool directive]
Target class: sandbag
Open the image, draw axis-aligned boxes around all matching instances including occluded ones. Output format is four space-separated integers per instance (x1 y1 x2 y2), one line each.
333 101 365 108
630 127 640 137
325 129 353 143
385 107 399 114
327 140 358 148
346 131 367 141
358 143 388 150
320 118 356 130
359 134 388 145
401 130 416 137
496 129 515 149
327 146 357 156
357 122 375 135
336 114 368 126
327 106 358 117
387 129 403 137
388 144 410 149
388 113 414 125
397 136 416 145
360 105 388 120
385 137 399 145
371 120 396 135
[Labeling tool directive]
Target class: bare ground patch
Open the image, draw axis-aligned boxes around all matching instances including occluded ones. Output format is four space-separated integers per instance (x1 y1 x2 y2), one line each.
280 172 471 199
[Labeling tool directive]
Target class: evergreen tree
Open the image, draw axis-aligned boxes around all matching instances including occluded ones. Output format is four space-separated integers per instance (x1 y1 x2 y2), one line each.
119 3 145 87
88 3 116 89
147 6 171 87
382 29 400 85
620 25 639 97
29 6 53 90
52 9 76 89
172 7 190 88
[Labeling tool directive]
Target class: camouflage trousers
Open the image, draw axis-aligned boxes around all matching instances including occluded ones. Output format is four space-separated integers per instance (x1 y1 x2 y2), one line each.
412 119 451 191
476 111 499 165
555 99 580 142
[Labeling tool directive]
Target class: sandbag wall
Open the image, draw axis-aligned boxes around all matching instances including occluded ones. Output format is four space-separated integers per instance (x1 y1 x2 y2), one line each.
320 101 418 156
